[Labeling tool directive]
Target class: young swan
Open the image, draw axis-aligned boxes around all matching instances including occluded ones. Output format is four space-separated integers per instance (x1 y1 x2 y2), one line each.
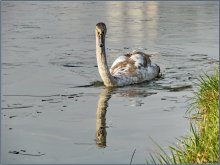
95 22 160 87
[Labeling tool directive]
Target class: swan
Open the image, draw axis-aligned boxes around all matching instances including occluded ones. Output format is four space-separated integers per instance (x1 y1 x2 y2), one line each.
95 22 160 87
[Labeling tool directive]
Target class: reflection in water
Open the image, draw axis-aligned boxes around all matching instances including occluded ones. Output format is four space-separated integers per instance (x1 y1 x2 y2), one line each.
143 2 158 46
96 87 113 148
95 86 157 148
106 2 159 47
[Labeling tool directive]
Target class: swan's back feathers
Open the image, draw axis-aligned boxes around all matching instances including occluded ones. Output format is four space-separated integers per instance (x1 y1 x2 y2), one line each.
110 51 152 77
109 51 159 86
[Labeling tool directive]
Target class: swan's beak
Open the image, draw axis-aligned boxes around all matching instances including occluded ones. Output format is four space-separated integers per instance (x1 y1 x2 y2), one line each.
99 35 104 48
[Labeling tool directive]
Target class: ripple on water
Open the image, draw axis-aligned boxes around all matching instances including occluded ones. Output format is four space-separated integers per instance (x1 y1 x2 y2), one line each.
2 62 24 69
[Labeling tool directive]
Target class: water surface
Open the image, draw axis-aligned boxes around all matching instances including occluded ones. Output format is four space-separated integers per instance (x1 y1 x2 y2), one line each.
1 1 218 164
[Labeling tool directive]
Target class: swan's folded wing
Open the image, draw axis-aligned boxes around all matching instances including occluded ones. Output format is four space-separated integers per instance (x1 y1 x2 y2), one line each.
110 52 151 77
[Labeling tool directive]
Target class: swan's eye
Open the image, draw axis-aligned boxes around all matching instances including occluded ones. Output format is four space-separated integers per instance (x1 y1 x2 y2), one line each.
101 31 104 35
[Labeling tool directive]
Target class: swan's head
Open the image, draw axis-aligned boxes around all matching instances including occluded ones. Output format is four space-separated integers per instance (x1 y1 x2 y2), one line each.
96 22 107 48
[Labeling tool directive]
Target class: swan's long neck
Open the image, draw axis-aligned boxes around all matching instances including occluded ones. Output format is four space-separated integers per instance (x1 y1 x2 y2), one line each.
96 35 116 87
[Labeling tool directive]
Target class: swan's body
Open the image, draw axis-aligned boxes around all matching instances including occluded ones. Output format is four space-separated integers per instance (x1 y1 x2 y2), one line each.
96 22 160 87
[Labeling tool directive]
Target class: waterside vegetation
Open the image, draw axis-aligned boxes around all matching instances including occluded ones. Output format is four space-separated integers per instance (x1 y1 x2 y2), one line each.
147 69 219 164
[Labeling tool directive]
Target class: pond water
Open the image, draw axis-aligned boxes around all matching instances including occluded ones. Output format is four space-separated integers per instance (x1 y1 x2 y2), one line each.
1 1 218 164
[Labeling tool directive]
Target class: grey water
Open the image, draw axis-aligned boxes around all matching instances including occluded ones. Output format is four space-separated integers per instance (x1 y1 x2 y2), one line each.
1 1 218 164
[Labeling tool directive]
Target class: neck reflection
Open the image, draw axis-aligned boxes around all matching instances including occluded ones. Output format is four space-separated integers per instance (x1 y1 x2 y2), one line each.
95 85 157 148
96 87 113 148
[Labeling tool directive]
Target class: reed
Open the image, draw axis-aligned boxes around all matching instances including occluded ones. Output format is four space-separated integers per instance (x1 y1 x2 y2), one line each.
147 69 219 164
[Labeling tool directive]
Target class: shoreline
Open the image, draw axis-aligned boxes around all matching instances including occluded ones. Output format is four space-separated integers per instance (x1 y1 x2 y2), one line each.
147 69 219 164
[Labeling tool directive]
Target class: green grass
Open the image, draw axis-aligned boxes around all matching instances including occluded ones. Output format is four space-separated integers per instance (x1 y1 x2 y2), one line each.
147 70 219 164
